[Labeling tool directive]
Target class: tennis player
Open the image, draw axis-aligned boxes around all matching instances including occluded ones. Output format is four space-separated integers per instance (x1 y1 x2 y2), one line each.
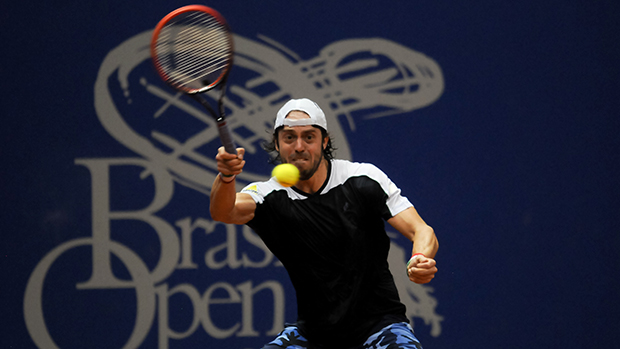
210 98 439 348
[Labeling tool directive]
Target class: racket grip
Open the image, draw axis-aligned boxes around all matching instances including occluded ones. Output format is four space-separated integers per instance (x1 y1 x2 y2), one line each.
217 120 237 155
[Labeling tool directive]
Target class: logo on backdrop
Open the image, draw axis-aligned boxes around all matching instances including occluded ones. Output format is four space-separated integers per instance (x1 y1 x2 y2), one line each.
24 31 444 348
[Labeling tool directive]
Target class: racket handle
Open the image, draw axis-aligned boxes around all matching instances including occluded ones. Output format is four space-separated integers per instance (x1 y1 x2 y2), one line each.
217 120 237 155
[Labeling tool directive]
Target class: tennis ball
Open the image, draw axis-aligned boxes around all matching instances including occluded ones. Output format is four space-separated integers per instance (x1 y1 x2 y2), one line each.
272 163 299 187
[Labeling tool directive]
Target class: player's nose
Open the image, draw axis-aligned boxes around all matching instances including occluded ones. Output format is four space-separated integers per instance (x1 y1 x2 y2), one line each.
293 138 305 151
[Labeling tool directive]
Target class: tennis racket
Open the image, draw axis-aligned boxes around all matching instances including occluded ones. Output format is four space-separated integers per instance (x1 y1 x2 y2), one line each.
150 5 237 154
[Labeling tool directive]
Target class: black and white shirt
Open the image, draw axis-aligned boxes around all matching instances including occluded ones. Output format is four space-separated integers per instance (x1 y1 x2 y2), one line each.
241 159 413 346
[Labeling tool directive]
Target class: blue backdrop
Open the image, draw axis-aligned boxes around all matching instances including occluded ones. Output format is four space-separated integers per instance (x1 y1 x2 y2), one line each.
2 1 619 348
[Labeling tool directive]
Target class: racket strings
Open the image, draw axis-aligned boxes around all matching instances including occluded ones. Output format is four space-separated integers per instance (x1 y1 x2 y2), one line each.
155 11 232 91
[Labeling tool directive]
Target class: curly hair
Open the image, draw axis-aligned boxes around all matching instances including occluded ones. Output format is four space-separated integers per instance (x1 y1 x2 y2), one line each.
262 126 336 164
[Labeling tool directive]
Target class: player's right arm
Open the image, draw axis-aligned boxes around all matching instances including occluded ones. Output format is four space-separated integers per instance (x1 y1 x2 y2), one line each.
209 147 257 224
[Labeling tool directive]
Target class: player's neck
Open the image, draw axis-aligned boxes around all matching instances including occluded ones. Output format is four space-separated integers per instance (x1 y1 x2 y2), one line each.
295 158 329 194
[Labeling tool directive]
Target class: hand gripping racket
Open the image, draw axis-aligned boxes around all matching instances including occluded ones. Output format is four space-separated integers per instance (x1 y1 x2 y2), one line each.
151 5 237 154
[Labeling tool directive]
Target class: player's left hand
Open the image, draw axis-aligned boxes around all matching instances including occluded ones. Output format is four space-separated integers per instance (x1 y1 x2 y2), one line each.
407 255 438 284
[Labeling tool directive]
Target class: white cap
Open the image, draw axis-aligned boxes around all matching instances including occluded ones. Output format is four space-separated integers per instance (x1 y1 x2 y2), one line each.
274 98 328 131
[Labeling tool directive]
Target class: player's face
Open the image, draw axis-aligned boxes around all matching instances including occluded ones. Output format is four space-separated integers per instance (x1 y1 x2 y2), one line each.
277 111 328 181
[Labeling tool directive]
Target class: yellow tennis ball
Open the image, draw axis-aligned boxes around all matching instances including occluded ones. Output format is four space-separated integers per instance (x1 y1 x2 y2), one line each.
272 163 299 187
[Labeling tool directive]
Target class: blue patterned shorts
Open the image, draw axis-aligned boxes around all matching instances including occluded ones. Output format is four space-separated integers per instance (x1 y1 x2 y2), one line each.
262 322 423 349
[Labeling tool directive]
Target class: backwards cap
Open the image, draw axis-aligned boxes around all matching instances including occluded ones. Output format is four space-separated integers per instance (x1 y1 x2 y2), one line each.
274 98 328 132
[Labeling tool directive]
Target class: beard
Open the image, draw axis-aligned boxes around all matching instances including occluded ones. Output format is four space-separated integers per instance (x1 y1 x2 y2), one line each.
284 151 324 181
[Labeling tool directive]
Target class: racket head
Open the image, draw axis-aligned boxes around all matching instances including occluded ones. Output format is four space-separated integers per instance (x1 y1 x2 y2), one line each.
151 5 234 94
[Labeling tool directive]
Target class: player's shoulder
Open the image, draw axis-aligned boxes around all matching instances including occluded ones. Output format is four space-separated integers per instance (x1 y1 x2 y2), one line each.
330 159 408 208
330 159 387 183
241 177 304 203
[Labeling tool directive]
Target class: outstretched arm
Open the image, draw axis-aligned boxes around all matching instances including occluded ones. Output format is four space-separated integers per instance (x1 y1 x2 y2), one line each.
387 207 439 284
209 147 257 225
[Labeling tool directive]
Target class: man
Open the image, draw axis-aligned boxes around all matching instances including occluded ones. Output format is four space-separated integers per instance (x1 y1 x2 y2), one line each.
210 98 438 349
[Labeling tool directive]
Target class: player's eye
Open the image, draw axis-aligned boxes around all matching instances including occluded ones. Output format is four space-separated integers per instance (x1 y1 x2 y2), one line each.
306 133 318 141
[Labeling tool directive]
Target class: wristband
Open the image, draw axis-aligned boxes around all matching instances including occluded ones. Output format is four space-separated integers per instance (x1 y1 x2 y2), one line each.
219 173 236 183
407 253 425 268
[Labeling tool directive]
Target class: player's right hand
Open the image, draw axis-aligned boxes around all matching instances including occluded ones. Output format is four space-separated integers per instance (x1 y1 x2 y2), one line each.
216 146 246 176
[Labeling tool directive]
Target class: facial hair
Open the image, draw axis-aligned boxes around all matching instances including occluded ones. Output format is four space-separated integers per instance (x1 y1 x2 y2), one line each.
284 151 324 181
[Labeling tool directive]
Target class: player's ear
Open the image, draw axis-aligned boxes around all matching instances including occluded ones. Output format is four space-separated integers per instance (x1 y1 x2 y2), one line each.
273 130 280 152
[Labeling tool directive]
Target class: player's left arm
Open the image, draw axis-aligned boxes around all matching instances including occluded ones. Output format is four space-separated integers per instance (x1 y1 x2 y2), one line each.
387 207 439 284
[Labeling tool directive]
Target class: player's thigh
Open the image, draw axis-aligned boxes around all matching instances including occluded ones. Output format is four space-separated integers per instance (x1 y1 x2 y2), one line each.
361 322 423 349
262 325 309 349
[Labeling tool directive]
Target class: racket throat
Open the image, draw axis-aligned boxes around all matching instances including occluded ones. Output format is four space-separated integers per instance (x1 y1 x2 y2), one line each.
188 94 219 120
